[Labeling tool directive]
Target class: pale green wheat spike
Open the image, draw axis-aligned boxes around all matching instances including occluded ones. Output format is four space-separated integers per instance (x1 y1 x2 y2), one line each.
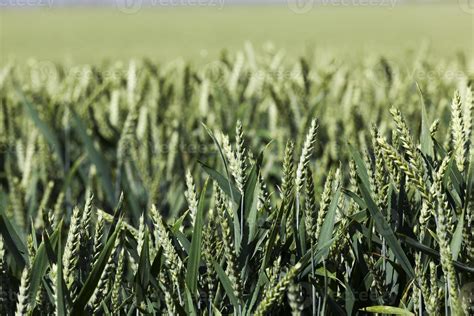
234 119 247 195
414 251 437 315
91 243 118 313
216 187 243 301
202 208 218 305
265 256 281 290
150 205 183 302
304 166 317 245
163 275 177 316
254 262 301 316
63 206 81 289
282 140 296 238
427 262 441 316
81 192 94 235
433 158 464 315
389 129 402 186
92 213 105 265
347 159 360 215
371 126 388 210
389 107 424 175
26 235 35 259
430 157 454 236
256 172 271 214
111 248 124 312
377 137 434 212
451 91 467 173
464 195 474 261
295 118 318 230
15 265 31 316
430 119 440 139
281 140 295 202
315 169 335 241
78 192 94 278
150 205 183 273
461 85 472 155
184 169 199 224
295 118 318 194
137 213 145 259
220 132 239 180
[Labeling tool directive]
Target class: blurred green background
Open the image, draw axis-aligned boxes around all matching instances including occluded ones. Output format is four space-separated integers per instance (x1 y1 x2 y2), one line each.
0 4 472 64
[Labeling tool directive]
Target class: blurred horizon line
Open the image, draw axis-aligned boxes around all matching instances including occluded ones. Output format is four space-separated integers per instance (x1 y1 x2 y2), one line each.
0 0 465 7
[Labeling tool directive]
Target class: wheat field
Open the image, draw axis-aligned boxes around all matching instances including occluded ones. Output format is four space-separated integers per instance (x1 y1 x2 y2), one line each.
0 11 473 315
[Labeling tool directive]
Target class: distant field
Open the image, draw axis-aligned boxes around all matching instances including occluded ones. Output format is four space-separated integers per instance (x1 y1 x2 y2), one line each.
0 4 472 63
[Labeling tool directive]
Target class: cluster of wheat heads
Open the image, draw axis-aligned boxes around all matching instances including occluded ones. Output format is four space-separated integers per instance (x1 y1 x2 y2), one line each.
0 49 473 315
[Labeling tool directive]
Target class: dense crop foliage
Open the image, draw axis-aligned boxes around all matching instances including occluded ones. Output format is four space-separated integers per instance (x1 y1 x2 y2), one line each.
0 49 473 315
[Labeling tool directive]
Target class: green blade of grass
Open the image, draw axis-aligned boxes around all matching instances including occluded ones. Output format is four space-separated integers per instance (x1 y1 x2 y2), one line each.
316 189 341 259
186 178 209 295
200 161 241 204
350 146 415 280
135 229 150 306
212 258 240 307
202 123 241 249
71 220 121 314
0 212 28 268
28 223 61 310
451 209 464 261
358 180 416 280
417 83 434 158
